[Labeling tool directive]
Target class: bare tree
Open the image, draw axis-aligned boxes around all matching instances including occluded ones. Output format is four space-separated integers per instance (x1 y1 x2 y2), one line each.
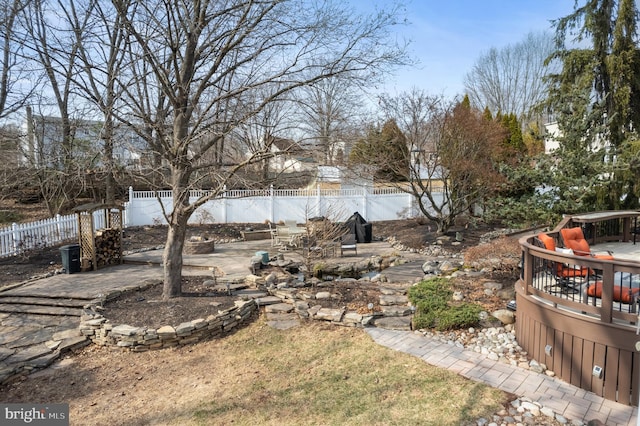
463 31 556 123
111 0 408 299
377 90 507 233
19 0 97 215
230 88 297 181
0 0 36 120
66 0 129 203
295 76 364 165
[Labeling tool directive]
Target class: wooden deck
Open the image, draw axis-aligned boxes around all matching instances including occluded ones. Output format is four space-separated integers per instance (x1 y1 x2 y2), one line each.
518 212 640 406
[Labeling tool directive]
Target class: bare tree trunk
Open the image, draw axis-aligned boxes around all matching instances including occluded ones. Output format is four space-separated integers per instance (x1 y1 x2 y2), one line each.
162 212 187 299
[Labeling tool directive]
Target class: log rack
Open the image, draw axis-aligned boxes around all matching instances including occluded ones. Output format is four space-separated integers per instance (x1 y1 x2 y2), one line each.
73 203 123 271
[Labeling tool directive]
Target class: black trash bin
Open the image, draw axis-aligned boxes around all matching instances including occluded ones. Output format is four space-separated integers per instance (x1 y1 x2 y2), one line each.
60 244 81 274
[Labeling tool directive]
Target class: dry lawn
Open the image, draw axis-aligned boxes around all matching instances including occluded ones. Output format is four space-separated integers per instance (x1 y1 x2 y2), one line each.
2 318 506 426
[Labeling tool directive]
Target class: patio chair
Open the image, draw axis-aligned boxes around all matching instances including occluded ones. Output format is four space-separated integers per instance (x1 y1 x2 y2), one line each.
560 227 614 260
340 234 357 256
583 281 640 313
536 233 590 294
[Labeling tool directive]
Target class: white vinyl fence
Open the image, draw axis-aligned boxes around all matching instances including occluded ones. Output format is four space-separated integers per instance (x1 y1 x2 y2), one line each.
0 210 110 258
0 186 444 257
123 186 439 227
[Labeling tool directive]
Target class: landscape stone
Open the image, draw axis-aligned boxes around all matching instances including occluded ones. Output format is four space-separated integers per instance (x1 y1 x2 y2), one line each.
373 316 411 330
379 294 408 305
111 324 142 336
265 303 294 313
492 309 515 325
314 308 344 322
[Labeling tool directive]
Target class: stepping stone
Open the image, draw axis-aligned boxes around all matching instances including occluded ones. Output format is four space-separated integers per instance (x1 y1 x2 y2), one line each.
372 316 412 331
379 285 409 295
6 329 55 349
0 296 87 308
0 304 83 317
381 305 413 316
57 336 89 353
4 344 52 364
235 289 268 300
211 283 249 293
314 308 344 322
379 294 408 306
265 303 294 314
255 296 282 306
27 351 61 369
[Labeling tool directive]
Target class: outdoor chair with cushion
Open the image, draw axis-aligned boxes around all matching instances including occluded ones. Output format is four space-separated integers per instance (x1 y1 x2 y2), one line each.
560 227 614 260
583 281 640 313
536 233 590 294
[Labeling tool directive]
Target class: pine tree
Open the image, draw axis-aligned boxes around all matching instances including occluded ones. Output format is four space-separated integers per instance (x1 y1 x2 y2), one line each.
546 0 640 210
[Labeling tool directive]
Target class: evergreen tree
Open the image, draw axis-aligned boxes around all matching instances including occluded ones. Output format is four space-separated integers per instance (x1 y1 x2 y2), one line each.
349 119 409 182
546 0 640 210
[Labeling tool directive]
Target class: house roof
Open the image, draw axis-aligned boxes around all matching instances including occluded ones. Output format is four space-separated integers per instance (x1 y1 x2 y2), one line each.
269 136 304 154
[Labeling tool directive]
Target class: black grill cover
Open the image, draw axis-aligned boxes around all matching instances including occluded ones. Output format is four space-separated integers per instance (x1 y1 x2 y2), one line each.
345 212 372 243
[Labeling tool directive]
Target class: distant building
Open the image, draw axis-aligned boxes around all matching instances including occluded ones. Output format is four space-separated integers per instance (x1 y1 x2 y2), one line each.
22 109 147 169
268 136 316 173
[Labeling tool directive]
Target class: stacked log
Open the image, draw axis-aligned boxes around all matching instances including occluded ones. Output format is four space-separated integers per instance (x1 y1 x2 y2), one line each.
95 228 122 267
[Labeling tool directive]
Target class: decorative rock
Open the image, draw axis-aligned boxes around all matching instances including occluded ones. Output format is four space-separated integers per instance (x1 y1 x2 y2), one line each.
111 324 142 337
373 316 412 330
265 303 294 314
156 326 176 338
379 294 408 305
315 291 331 299
314 308 344 322
491 309 515 325
421 260 440 274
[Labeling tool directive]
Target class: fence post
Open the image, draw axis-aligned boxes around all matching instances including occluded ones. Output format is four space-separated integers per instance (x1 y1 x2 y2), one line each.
126 186 134 227
55 214 62 241
11 223 18 255
270 184 275 223
362 187 368 219
222 185 228 223
316 184 321 218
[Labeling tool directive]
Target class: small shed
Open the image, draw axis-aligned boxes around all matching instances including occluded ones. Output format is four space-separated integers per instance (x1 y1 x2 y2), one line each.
73 203 124 271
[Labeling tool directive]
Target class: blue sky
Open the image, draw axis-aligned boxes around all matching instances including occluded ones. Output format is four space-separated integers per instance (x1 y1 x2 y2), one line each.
375 0 577 97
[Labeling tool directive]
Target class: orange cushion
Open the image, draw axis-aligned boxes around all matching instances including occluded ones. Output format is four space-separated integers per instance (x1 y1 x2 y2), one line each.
561 227 591 255
594 253 615 260
586 282 640 304
538 233 556 251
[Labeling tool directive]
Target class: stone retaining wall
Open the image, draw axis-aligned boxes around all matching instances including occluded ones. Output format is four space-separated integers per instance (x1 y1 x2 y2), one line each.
79 299 257 351
183 239 215 254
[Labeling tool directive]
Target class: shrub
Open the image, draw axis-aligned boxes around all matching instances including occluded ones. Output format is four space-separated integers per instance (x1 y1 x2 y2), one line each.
463 236 521 275
408 277 483 331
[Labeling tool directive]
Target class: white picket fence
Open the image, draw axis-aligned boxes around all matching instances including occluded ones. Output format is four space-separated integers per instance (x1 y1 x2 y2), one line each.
0 210 109 258
0 186 444 258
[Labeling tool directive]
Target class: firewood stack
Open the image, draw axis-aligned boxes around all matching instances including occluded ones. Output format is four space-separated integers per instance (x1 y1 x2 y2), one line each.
94 228 122 268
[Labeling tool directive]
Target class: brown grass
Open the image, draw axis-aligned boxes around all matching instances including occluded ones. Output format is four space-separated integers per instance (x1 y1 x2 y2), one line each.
3 319 506 425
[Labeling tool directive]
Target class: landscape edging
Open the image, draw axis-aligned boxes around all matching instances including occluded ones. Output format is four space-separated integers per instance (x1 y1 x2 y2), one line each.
79 298 257 351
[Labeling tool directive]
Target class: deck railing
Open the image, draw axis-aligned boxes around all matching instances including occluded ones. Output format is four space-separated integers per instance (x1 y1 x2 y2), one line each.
520 232 640 324
517 212 640 406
